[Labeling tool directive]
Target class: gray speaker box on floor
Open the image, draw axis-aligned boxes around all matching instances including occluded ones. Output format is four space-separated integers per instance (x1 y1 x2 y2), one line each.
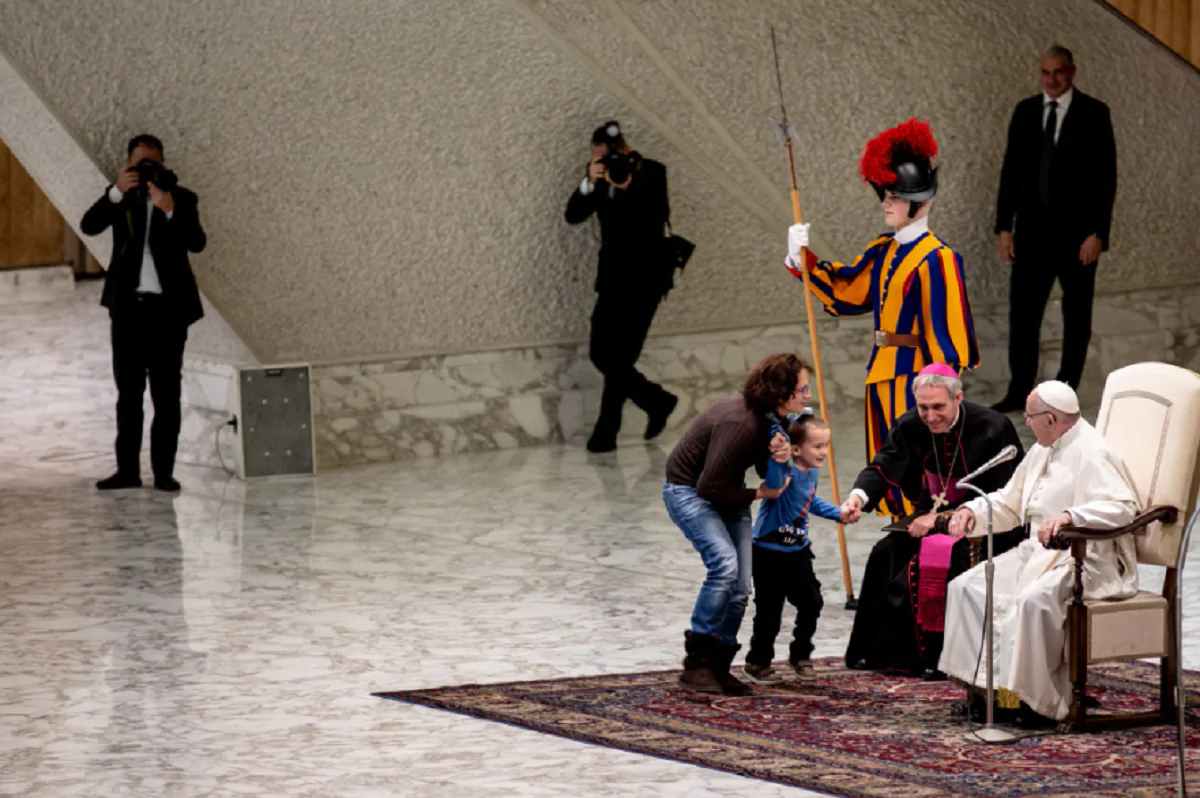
234 364 316 479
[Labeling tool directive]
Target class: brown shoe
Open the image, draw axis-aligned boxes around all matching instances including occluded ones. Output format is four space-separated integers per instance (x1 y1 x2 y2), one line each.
741 662 783 686
789 658 817 680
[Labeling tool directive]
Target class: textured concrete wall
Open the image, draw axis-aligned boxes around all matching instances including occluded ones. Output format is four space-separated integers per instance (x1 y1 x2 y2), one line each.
0 48 255 365
1 0 1197 364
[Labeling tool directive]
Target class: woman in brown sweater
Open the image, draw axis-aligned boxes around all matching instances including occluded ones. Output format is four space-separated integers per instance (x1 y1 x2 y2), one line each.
663 353 812 694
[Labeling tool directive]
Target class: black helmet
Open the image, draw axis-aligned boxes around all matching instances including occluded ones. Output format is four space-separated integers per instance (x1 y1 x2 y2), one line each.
860 119 940 208
871 158 938 203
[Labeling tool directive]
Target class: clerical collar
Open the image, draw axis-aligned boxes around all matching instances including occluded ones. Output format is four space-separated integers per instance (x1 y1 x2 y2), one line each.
894 215 929 245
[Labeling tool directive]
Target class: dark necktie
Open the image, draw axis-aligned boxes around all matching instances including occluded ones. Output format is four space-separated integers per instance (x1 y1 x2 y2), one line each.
1038 100 1058 206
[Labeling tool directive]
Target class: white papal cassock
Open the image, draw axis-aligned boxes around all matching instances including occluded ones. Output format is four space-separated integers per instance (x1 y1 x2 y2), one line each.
938 419 1141 720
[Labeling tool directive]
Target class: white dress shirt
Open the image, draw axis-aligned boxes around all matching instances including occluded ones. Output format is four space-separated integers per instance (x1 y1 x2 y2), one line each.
1042 87 1073 145
108 185 174 294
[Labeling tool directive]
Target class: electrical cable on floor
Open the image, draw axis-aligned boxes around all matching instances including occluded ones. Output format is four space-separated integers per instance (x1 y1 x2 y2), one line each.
214 421 236 476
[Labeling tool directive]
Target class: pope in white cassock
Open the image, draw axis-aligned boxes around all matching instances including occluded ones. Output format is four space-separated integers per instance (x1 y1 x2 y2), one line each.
939 380 1142 722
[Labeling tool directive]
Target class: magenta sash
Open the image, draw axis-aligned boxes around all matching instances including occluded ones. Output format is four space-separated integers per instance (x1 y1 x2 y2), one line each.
916 534 957 633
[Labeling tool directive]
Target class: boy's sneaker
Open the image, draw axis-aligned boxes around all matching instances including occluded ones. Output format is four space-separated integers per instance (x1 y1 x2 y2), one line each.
741 662 783 685
789 658 817 680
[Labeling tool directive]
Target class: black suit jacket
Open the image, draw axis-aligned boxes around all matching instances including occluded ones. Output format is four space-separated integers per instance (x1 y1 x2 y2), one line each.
564 154 670 296
994 90 1117 251
81 185 207 326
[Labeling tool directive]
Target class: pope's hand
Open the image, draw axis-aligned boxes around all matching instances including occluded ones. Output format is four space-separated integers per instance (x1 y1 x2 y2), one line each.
1037 512 1073 547
947 507 975 537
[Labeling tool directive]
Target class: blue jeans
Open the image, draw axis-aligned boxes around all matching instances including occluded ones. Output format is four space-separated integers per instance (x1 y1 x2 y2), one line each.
663 481 753 645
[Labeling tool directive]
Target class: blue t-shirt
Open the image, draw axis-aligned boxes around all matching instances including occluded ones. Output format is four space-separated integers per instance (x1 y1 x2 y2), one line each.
752 458 842 553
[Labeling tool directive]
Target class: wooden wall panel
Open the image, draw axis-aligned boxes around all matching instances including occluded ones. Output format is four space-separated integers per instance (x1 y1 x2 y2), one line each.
1173 0 1191 59
0 144 9 268
1106 0 1200 68
14 164 65 267
1193 0 1200 64
1137 0 1159 31
1110 0 1137 17
0 139 65 269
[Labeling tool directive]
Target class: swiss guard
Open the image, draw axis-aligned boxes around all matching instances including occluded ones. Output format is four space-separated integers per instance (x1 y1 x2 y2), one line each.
783 118 980 516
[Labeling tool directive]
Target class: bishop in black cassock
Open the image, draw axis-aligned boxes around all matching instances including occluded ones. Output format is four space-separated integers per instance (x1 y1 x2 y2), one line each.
843 399 1025 678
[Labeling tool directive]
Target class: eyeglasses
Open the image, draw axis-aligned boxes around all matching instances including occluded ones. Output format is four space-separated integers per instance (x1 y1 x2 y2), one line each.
1023 411 1053 422
792 385 812 398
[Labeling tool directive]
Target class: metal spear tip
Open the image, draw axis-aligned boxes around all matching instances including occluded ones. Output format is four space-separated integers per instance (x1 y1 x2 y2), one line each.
769 116 798 144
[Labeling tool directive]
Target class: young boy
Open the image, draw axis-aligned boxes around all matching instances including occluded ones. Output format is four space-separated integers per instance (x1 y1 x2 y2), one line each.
742 413 841 685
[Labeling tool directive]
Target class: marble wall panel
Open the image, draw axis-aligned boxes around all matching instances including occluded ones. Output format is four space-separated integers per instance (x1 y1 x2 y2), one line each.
311 284 1200 468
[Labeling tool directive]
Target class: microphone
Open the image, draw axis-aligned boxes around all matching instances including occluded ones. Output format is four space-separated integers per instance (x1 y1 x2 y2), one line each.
958 445 1018 487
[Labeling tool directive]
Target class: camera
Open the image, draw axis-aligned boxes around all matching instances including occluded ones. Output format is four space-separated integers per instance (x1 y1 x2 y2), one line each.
601 151 638 185
592 119 640 185
133 158 178 193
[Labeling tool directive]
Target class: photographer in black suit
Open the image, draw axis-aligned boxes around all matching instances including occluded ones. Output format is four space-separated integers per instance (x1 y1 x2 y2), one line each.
565 121 678 453
81 134 207 492
992 46 1117 412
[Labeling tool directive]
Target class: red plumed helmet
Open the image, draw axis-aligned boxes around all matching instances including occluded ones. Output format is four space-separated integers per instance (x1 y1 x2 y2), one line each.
858 118 939 202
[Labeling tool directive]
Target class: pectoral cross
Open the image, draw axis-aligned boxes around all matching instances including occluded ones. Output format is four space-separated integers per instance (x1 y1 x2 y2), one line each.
931 491 947 513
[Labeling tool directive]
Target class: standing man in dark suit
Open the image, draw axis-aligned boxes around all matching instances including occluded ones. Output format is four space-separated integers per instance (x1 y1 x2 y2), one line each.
565 121 678 453
81 134 207 492
991 45 1117 413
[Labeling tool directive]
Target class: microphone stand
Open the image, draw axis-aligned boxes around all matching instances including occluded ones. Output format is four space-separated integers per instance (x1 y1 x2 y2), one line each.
957 477 1018 745
950 480 1017 748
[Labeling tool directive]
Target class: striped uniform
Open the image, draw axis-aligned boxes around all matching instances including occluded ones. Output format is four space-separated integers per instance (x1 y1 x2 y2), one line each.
787 230 979 516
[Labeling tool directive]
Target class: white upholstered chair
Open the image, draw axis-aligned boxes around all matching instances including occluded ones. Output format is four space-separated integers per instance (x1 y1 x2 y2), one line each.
1056 362 1200 730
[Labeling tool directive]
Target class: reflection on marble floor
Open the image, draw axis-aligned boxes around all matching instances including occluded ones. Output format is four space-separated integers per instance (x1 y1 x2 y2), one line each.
0 287 1195 797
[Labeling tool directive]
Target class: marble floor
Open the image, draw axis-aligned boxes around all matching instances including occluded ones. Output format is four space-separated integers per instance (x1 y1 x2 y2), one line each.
0 287 1196 797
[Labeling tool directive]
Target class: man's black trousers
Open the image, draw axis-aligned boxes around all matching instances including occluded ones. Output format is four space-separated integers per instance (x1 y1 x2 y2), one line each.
588 290 671 441
111 296 188 479
1005 231 1097 397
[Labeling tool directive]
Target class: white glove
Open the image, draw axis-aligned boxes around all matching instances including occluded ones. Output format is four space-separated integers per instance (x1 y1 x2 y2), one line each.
787 223 810 257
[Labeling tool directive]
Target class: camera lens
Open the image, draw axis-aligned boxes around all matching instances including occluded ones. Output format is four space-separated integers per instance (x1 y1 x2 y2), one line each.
603 155 629 185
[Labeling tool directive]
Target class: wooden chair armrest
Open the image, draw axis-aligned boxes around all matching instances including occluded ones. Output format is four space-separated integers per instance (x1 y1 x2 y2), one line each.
1048 505 1179 550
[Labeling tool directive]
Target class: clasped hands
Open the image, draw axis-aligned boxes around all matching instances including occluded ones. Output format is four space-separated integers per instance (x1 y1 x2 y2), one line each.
839 493 941 537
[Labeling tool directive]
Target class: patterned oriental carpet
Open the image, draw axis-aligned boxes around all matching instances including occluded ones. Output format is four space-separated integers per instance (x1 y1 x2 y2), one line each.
375 659 1200 797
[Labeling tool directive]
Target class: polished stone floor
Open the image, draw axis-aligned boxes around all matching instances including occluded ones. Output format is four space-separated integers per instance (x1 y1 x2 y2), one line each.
0 287 1196 797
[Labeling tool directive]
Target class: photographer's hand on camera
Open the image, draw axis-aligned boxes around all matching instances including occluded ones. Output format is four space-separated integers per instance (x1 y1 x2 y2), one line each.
147 182 174 214
114 167 140 196
587 159 607 188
